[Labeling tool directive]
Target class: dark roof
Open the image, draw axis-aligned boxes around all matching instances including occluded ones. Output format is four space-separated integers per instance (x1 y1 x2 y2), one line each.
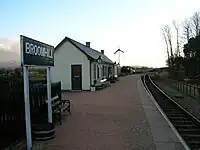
55 37 113 64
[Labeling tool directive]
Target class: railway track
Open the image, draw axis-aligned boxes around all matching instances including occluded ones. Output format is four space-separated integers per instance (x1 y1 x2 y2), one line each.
143 74 200 150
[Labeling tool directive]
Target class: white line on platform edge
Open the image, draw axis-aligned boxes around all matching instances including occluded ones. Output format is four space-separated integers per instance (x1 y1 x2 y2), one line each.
141 74 191 150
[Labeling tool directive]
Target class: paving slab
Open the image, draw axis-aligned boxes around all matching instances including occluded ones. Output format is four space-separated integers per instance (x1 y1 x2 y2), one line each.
30 75 186 150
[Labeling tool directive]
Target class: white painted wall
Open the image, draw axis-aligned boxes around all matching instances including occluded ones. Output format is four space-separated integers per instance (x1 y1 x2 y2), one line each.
52 41 90 90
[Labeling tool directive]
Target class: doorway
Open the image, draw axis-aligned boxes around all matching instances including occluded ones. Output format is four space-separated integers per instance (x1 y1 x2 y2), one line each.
71 65 82 90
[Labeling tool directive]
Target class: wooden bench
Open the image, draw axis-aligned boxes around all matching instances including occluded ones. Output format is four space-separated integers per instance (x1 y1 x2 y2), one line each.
95 82 103 90
108 75 118 83
46 95 71 125
101 78 110 88
95 78 110 90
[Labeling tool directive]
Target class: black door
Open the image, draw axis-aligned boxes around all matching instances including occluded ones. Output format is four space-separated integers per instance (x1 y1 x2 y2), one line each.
71 65 82 90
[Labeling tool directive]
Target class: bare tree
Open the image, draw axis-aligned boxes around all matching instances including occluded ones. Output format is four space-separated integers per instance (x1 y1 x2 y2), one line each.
191 11 200 36
164 25 174 58
182 19 192 42
161 27 170 63
173 20 180 56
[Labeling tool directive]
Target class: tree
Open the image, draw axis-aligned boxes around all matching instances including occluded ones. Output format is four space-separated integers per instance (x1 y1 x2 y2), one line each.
182 19 192 42
161 27 170 67
121 66 131 75
173 20 181 56
183 34 200 76
191 11 200 36
161 11 200 78
164 25 174 58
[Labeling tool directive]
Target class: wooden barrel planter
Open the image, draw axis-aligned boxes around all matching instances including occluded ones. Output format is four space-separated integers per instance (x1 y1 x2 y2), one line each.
31 123 55 141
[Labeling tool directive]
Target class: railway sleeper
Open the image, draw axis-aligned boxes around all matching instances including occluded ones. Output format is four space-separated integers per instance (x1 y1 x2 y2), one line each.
178 128 200 133
164 112 184 115
164 110 183 113
173 124 196 128
182 134 200 139
172 120 194 124
163 108 180 111
185 140 200 148
168 116 188 119
167 113 187 117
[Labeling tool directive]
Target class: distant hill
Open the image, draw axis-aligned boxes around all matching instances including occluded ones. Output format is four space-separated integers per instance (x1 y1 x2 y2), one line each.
0 38 20 68
0 50 20 68
131 65 143 68
0 60 20 68
131 65 153 69
0 50 19 61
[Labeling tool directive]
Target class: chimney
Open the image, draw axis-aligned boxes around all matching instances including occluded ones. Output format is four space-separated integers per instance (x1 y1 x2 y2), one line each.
101 50 104 54
86 42 90 48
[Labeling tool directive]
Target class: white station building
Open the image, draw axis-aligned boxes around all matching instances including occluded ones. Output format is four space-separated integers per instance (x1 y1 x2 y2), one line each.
52 36 118 91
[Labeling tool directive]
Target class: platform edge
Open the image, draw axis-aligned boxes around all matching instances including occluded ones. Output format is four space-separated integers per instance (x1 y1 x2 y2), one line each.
141 74 191 150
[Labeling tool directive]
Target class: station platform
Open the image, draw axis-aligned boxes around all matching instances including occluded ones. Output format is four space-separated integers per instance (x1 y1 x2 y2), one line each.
32 75 187 150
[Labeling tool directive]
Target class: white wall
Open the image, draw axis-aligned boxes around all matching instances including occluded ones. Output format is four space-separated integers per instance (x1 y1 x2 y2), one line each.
52 41 90 90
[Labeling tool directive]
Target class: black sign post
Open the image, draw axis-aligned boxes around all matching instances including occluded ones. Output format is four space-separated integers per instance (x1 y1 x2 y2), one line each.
20 35 54 150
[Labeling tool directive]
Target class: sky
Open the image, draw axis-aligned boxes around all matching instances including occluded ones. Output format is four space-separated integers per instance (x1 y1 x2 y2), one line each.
0 0 200 67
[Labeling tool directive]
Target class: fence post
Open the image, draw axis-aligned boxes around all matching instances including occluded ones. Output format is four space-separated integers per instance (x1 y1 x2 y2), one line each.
181 82 183 92
178 82 180 91
186 83 188 95
198 87 200 101
177 81 178 90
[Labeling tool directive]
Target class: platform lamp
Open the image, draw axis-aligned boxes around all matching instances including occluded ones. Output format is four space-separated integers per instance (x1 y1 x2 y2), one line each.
114 47 124 66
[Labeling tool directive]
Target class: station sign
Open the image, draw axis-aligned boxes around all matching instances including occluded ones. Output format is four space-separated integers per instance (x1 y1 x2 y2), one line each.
20 35 54 66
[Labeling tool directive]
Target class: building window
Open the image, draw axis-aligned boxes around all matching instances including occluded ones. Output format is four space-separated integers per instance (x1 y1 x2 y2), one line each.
108 67 111 76
97 66 100 78
106 66 108 77
102 65 105 77
103 66 107 77
93 64 96 79
104 66 106 77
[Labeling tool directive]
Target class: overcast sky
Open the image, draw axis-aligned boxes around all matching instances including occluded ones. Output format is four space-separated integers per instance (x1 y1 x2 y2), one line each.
0 0 200 67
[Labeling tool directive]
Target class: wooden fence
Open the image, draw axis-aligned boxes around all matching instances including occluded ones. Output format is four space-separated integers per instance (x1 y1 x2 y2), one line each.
171 79 200 100
0 75 61 149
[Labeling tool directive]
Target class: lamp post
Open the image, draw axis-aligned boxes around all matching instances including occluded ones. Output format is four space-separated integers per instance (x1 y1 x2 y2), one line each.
114 47 124 66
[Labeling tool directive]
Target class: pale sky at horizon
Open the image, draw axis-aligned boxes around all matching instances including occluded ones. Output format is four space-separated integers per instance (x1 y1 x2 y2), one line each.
1 0 200 67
